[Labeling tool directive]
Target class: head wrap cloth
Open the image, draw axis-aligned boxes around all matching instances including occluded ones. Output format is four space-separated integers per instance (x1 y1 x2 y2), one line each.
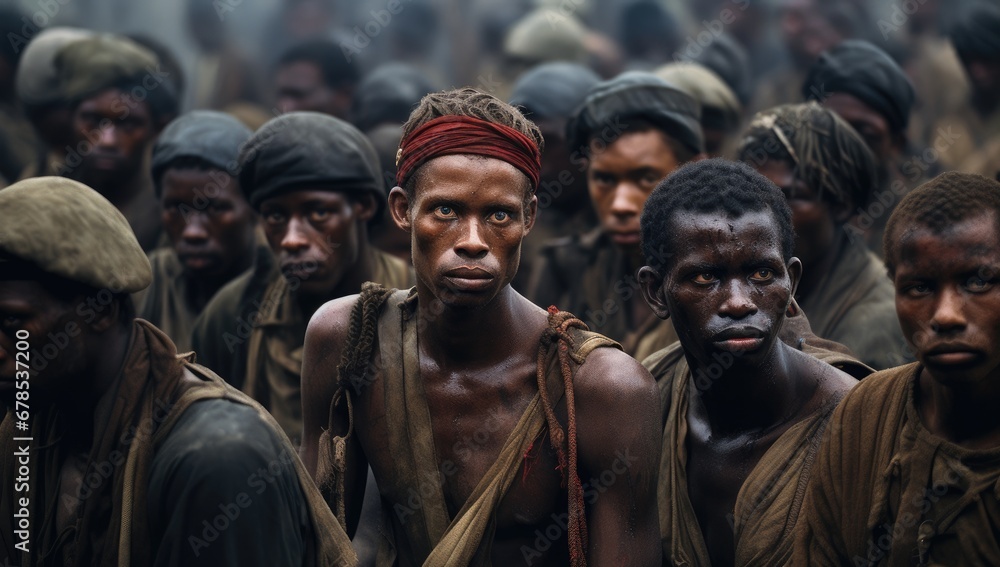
395 115 542 191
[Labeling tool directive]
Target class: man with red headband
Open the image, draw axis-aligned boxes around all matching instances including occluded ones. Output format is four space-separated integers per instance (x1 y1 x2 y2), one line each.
300 88 662 566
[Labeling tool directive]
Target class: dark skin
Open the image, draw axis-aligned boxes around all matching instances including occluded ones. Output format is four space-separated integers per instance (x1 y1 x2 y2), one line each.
820 92 901 184
959 55 1000 116
588 129 701 329
639 209 855 566
755 159 852 302
160 168 257 310
0 281 134 541
891 212 1000 450
301 154 662 566
71 88 164 250
275 61 352 120
257 188 377 316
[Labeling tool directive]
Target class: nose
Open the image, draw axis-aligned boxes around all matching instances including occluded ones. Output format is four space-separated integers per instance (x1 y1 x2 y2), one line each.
719 279 758 320
280 216 311 254
181 212 209 243
609 184 642 222
454 217 488 259
930 286 967 335
96 123 118 149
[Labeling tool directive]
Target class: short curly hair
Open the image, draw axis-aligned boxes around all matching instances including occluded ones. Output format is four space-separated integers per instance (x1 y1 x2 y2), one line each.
883 171 1000 277
640 158 795 272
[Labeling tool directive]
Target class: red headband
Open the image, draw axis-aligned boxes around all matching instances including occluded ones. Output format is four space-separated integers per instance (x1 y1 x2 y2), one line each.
395 115 541 191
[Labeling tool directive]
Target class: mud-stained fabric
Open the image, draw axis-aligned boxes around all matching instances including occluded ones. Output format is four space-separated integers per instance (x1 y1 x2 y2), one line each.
795 363 1000 566
796 234 908 371
643 341 861 567
319 287 620 566
241 250 413 442
135 248 197 353
528 227 678 360
0 320 356 567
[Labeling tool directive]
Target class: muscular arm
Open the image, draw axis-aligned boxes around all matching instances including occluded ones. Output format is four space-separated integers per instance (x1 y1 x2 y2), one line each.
300 294 369 537
575 348 663 566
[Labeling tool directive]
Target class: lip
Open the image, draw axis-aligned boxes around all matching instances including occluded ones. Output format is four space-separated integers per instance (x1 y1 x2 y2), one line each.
178 253 220 270
89 155 123 170
610 231 641 246
443 267 495 292
923 344 984 367
712 328 766 353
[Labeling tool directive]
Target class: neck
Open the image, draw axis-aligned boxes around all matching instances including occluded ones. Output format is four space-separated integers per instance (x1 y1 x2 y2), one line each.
797 233 845 302
87 170 144 208
417 284 538 366
688 342 810 437
918 367 1000 449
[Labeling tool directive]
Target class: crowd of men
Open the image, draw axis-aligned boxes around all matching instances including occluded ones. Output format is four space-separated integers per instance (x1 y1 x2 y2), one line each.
1 0 1000 565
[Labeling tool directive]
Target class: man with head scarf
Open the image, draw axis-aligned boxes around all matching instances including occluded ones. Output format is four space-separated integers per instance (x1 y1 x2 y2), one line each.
795 172 1000 564
656 62 743 157
933 1 1000 179
51 33 179 252
803 39 925 255
134 111 258 353
300 87 662 567
0 177 355 567
528 72 706 362
508 62 601 292
738 102 909 371
190 112 413 444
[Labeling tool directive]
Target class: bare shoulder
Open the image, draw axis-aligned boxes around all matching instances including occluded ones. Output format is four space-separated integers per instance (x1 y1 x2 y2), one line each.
785 344 858 400
574 346 659 409
306 294 361 346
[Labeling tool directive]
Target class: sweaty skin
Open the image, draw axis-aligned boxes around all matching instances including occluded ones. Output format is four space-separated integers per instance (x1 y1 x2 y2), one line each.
639 209 855 566
301 154 663 566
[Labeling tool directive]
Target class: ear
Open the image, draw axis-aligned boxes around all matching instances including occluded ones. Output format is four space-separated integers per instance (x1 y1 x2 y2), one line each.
353 192 379 222
523 194 538 234
388 186 412 232
638 266 670 320
786 256 803 300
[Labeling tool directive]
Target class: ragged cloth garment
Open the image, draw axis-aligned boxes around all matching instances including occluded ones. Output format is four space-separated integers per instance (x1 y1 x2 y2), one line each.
318 286 620 566
643 338 868 567
528 227 678 362
135 248 198 353
242 249 413 443
796 232 909 371
0 320 355 567
795 363 1000 566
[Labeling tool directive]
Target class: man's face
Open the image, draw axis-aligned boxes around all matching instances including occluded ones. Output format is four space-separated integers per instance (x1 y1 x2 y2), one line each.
756 159 842 270
275 61 350 119
822 92 899 165
588 129 679 249
161 168 257 281
659 209 798 369
390 154 536 310
0 281 89 405
780 0 844 67
72 88 157 190
892 212 1000 387
258 188 375 297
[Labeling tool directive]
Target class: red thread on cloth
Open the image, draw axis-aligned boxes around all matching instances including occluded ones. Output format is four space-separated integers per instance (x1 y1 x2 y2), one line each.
396 115 541 190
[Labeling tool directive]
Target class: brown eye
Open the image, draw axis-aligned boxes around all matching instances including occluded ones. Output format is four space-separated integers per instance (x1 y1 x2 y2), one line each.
750 268 774 282
692 273 716 285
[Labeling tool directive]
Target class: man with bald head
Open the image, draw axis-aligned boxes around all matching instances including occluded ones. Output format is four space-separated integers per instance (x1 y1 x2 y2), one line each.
0 177 354 567
191 112 412 443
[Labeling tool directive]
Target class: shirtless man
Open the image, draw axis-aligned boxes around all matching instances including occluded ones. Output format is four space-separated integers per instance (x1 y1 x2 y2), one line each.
637 159 857 566
301 88 662 566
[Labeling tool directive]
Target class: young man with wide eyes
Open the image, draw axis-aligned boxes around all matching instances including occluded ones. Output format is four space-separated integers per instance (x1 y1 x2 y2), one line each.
300 88 662 566
190 112 412 443
528 72 707 362
136 110 257 352
796 172 1000 564
636 158 860 566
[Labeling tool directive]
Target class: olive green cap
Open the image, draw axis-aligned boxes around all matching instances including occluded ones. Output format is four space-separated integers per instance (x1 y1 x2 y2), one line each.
0 177 151 293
